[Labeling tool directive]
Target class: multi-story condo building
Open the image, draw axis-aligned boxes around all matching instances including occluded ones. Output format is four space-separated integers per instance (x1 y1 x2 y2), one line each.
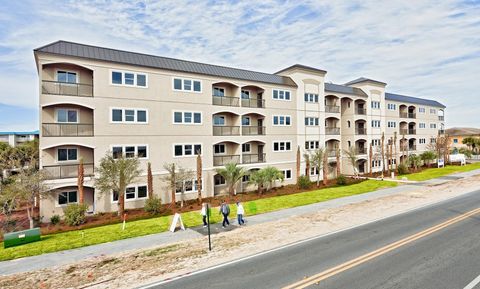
34 41 445 219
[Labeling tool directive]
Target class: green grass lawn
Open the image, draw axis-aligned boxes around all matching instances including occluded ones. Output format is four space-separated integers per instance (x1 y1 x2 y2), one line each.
399 162 480 181
0 180 397 261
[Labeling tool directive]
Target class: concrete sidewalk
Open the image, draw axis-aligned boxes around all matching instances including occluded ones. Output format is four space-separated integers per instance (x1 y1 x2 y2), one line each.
1 169 480 276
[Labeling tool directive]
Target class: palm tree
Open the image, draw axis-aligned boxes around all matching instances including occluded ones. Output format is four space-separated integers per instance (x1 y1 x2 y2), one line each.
393 132 398 171
249 169 267 194
369 143 373 176
78 158 84 204
420 151 437 167
344 146 358 176
96 153 142 217
381 132 385 178
262 166 284 191
307 148 325 187
163 163 193 209
296 146 301 180
196 153 203 204
303 152 311 180
147 162 153 199
215 163 245 196
335 147 341 177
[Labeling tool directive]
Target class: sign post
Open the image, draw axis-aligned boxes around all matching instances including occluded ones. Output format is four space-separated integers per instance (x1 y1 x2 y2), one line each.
207 203 212 251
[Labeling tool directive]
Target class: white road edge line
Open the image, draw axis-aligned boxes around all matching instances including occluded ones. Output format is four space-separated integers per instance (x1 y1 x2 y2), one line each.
463 274 480 289
137 189 480 289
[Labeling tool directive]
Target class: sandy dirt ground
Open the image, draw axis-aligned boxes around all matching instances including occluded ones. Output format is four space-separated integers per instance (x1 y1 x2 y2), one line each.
1 175 480 289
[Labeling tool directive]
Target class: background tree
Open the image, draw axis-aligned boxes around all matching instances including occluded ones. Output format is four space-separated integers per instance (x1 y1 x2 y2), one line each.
96 153 142 218
147 162 153 199
420 151 437 167
306 148 325 187
78 158 84 204
343 146 358 176
215 163 245 196
462 137 480 153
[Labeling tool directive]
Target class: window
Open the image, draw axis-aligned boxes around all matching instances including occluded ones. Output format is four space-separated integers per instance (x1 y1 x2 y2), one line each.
371 101 381 109
57 71 77 83
214 144 225 154
430 108 436 114
273 141 291 152
273 115 291 126
173 78 201 92
57 148 77 162
214 175 226 186
137 186 147 198
173 111 202 124
241 90 250 99
305 141 319 150
387 103 396 110
112 145 148 159
242 143 251 153
242 175 250 182
371 120 381 128
273 89 291 101
58 191 77 205
310 167 318 176
112 185 148 202
111 108 148 123
213 87 225 97
453 138 458 144
430 123 437 129
111 71 148 87
176 179 202 194
56 109 78 123
372 139 380 146
419 107 426 113
387 121 396 128
419 138 426 144
174 144 201 157
125 187 136 199
430 138 436 144
282 169 292 180
304 93 319 103
213 115 225 126
419 123 426 129
305 117 319 126
242 116 251 126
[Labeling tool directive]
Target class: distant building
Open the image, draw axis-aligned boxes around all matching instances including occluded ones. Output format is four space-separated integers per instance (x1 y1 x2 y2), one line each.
0 131 39 147
446 127 480 150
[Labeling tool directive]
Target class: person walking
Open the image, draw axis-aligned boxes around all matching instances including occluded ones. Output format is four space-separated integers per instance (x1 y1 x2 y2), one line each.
236 201 245 226
201 203 208 227
219 200 230 228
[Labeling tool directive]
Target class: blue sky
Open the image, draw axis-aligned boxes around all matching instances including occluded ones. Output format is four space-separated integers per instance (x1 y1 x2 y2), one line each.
0 0 479 131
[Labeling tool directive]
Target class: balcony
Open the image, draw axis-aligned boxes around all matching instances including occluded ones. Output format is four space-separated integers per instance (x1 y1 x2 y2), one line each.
355 108 366 115
400 112 416 119
356 147 367 155
242 153 266 164
408 129 416 135
212 95 239 107
43 163 94 179
327 150 337 157
241 98 265 108
355 128 367 135
42 123 94 137
42 80 93 97
242 126 266 136
409 145 417 151
325 127 340 135
438 116 445 121
325 105 340 113
213 126 240 136
213 155 240 166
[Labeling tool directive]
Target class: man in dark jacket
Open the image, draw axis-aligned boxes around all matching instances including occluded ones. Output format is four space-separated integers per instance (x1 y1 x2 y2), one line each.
219 200 230 228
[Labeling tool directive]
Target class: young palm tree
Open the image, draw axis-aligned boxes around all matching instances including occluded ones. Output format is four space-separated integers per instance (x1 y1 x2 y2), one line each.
369 143 373 176
296 146 301 180
96 153 142 217
335 147 341 177
249 169 267 194
308 148 325 187
78 158 84 204
381 132 385 178
196 153 203 204
215 163 245 196
343 146 358 176
393 132 398 171
262 166 284 191
147 162 153 199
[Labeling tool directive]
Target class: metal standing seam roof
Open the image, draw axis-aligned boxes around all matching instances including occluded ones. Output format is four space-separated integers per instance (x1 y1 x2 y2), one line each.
385 92 446 108
34 40 297 87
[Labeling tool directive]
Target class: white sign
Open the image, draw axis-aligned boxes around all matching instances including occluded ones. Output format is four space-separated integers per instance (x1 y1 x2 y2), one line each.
438 159 445 168
449 154 466 166
169 213 185 233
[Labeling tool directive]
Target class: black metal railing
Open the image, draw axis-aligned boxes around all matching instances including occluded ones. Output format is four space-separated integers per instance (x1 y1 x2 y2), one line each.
408 129 416 135
43 163 94 179
241 98 265 108
212 126 240 136
356 147 367 154
242 126 266 135
356 108 366 115
212 95 240 106
42 80 93 97
42 123 94 137
355 128 367 135
213 155 240 166
325 105 340 113
325 127 340 135
242 153 266 164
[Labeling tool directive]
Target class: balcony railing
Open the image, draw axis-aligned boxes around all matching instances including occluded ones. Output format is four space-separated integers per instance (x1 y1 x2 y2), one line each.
438 116 445 121
213 155 240 166
212 95 239 106
42 123 94 137
325 105 340 113
408 129 416 135
241 98 265 108
43 163 94 179
355 128 367 135
42 80 93 97
242 126 266 135
355 108 366 115
213 126 240 136
400 112 416 119
399 129 408 135
325 127 340 135
356 147 367 155
409 145 417 151
327 150 337 157
242 153 266 164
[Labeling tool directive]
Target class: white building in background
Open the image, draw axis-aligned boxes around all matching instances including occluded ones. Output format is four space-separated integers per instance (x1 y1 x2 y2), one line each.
0 131 39 147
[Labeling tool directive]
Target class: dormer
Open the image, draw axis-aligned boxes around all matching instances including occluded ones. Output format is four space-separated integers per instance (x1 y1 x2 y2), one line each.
345 77 387 100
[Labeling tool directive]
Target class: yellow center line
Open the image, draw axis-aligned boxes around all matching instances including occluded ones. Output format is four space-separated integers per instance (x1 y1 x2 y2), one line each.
283 207 480 289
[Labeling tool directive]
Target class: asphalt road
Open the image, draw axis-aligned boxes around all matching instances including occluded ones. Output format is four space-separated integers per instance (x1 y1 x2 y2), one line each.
140 190 480 289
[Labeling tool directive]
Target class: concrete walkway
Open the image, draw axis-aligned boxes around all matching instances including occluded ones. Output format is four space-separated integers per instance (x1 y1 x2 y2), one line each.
1 169 480 276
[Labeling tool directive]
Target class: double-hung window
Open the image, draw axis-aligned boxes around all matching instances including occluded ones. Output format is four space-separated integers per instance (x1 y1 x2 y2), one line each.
304 93 319 103
273 89 291 101
305 117 319 126
111 71 147 87
58 191 77 205
57 148 77 162
371 120 381 128
371 101 381 109
174 144 202 157
273 115 291 126
273 141 291 152
111 108 148 123
57 71 77 83
112 145 148 159
56 109 78 123
173 78 202 92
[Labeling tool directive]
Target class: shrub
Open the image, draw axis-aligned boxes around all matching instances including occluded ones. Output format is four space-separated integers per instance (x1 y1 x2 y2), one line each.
50 215 60 225
64 204 88 226
144 196 162 215
397 163 409 175
297 175 311 190
336 174 347 186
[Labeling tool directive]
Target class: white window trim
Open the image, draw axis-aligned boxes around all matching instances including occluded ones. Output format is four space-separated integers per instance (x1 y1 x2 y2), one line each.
55 69 80 83
272 115 292 126
111 184 149 203
242 143 251 153
213 143 226 155
273 141 292 152
419 107 426 113
55 190 78 207
213 86 225 96
109 70 148 88
175 178 203 195
282 169 292 180
172 110 203 125
173 143 203 158
110 144 149 160
56 146 79 163
272 89 292 101
55 108 80 123
172 77 202 93
110 107 149 124
214 175 226 187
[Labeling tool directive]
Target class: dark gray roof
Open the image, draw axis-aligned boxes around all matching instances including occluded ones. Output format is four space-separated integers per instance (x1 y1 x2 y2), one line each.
385 92 446 108
275 64 327 75
325 83 368 97
345 77 387 86
34 41 297 87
